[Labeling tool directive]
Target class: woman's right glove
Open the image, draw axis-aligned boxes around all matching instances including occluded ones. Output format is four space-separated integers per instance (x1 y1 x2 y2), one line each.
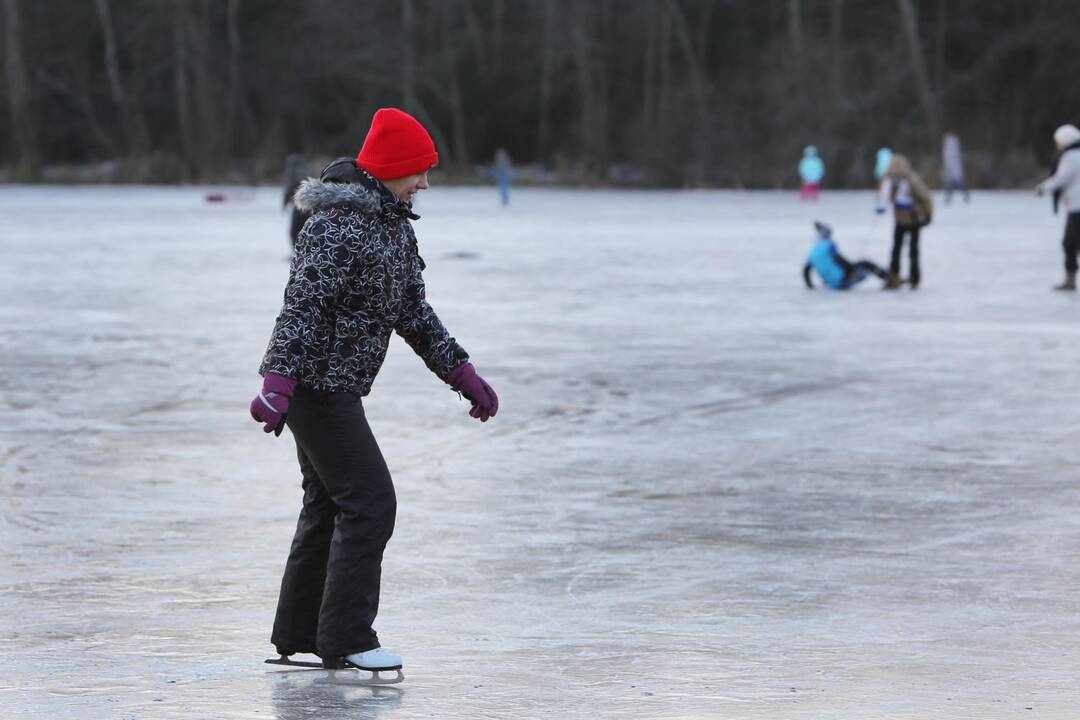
249 373 297 436
448 362 499 422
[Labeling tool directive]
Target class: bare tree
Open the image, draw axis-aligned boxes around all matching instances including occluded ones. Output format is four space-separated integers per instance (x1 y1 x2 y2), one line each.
173 0 193 179
3 0 37 176
896 0 941 145
225 0 255 157
670 0 713 186
536 0 556 161
93 0 149 155
399 0 449 167
788 0 803 60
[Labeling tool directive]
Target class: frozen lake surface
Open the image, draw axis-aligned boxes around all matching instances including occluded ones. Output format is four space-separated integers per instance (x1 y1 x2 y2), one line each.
2 185 1079 719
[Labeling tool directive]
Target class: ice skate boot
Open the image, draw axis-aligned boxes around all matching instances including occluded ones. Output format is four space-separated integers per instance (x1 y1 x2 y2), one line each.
882 272 903 290
320 647 404 686
1054 272 1076 291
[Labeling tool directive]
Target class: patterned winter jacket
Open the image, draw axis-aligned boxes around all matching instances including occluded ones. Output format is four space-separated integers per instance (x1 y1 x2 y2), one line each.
259 169 468 393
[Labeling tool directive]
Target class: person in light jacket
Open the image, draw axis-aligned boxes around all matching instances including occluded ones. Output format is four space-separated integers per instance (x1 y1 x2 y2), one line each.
798 146 825 200
942 132 969 204
1036 124 1080 291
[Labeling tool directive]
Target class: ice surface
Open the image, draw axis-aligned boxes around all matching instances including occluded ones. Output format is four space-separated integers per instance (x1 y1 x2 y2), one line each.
2 185 1079 719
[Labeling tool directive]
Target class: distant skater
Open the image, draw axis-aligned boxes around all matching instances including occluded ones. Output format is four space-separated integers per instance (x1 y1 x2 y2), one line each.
942 132 970 204
251 108 499 680
1036 124 1080 291
876 154 933 289
799 146 825 200
493 148 513 206
282 154 312 253
803 221 901 290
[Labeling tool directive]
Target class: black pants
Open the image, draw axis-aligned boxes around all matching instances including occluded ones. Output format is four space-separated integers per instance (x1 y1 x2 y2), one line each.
1062 212 1080 274
847 260 888 281
890 224 921 288
271 388 396 659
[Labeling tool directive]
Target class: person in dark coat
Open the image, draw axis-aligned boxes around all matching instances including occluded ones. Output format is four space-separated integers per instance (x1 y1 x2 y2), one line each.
250 108 499 675
282 154 312 253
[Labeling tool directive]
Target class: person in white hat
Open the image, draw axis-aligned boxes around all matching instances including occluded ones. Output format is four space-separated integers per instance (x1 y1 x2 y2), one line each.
1037 124 1080 290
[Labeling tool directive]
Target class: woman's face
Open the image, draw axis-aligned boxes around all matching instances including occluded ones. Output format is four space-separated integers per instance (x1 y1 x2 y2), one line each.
383 170 430 203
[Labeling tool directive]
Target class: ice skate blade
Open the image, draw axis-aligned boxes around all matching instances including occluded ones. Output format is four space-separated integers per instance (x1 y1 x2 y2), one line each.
265 655 323 668
317 668 405 686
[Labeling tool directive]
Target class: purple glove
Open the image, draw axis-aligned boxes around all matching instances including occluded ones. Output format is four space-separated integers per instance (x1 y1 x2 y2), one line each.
448 362 499 422
249 373 297 436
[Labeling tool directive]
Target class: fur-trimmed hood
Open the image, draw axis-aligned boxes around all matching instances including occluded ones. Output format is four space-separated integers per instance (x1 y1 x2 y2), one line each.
292 157 418 219
292 178 382 215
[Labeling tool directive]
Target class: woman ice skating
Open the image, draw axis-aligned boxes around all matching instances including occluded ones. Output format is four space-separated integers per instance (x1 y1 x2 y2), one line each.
250 107 499 682
876 154 933 289
1036 124 1080 291
798 146 825 200
803 221 901 290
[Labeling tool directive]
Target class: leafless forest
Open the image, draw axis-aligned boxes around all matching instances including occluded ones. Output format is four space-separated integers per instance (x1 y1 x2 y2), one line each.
2 0 1076 187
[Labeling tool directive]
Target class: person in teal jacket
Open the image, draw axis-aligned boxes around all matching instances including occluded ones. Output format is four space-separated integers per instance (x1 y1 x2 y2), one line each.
798 146 825 200
803 222 901 290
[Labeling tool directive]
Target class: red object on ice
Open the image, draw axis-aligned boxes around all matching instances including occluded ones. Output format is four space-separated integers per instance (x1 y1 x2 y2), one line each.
205 192 226 203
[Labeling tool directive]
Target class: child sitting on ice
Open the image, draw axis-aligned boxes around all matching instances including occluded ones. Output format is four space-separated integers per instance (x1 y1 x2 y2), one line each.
803 221 901 290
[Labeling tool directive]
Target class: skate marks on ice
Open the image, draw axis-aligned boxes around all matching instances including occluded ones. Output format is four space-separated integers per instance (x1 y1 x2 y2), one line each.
629 377 851 428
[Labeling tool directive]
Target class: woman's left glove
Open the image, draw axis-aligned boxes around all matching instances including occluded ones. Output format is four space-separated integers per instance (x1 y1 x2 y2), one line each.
448 362 499 422
249 373 298 436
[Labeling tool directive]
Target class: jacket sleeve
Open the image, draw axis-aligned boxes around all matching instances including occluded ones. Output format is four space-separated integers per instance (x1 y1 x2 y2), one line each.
259 214 354 378
1043 151 1080 193
876 178 892 211
394 246 470 381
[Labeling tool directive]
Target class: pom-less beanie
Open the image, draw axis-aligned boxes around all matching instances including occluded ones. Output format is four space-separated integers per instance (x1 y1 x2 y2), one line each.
355 108 438 181
1054 124 1080 147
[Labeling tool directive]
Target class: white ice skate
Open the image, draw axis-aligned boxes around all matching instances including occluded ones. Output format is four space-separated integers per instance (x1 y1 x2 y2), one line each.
319 647 404 686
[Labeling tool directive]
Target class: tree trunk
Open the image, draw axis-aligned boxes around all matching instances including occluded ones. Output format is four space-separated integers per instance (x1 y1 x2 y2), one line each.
173 0 193 179
788 0 803 60
536 0 555 162
399 0 449 170
189 1 215 175
439 2 468 168
94 0 149 155
935 0 947 127
641 1 658 131
829 0 844 107
401 0 419 111
896 0 941 146
225 0 254 161
654 1 673 177
570 3 608 179
2 0 37 176
670 0 710 186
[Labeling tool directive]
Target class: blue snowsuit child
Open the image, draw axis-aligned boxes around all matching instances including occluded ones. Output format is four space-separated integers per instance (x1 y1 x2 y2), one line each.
803 222 899 290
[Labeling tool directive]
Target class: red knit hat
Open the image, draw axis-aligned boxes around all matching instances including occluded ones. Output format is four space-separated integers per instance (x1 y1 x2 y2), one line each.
355 108 438 181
